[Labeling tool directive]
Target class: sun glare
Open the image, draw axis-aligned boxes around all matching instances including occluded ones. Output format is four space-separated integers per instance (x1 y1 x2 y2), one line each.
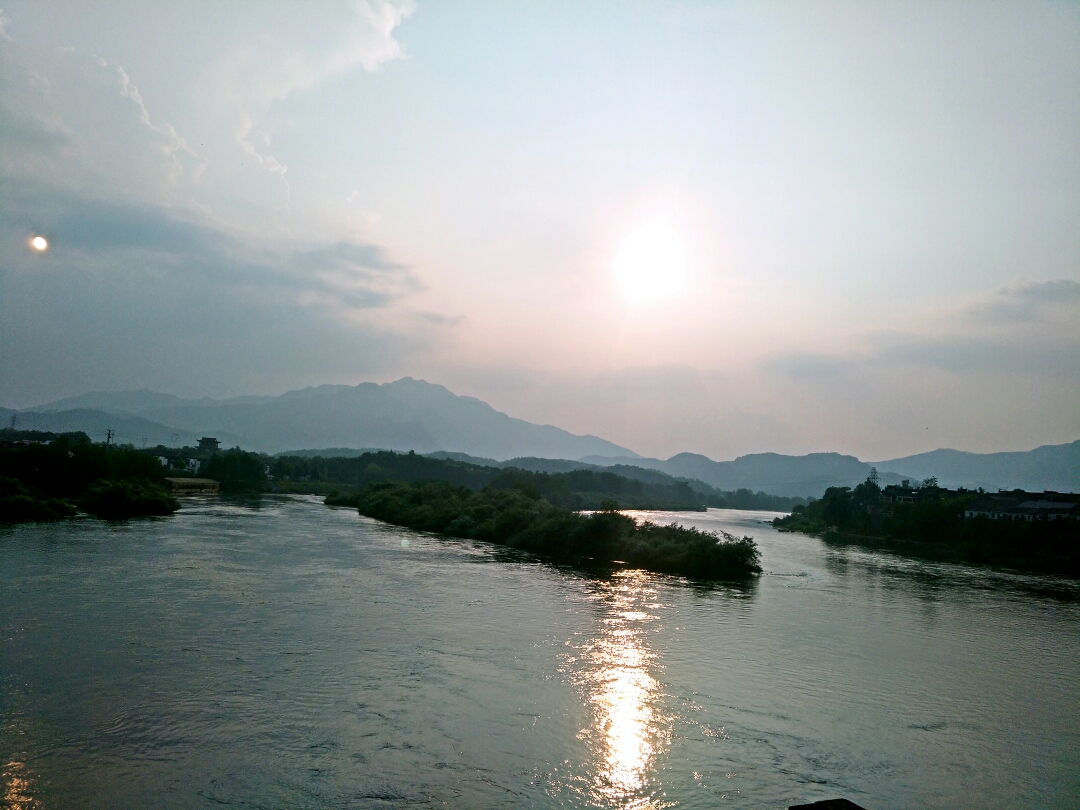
30 236 48 252
612 221 687 306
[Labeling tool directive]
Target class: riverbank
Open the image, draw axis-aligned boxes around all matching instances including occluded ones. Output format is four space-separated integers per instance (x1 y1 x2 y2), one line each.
774 483 1080 578
0 433 179 523
332 481 762 580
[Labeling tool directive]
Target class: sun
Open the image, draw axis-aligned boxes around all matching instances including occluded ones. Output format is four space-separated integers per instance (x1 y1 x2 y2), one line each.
612 221 687 306
30 236 48 252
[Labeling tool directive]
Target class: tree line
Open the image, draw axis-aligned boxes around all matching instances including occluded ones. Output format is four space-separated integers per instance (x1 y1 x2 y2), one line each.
774 478 1079 576
1 431 178 522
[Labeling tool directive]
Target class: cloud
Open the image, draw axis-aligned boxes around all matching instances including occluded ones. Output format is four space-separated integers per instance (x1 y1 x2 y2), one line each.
0 4 414 217
117 66 197 186
310 0 416 81
763 277 1080 381
3 180 420 313
867 331 1080 375
209 0 415 197
0 6 450 406
760 353 855 380
0 38 203 203
966 278 1080 323
0 179 445 405
235 113 291 205
763 332 1079 380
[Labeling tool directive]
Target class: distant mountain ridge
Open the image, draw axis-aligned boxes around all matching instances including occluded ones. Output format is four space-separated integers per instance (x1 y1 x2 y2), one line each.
872 442 1080 493
31 390 274 413
0 408 212 448
583 441 1080 497
11 379 1078 496
581 451 902 497
18 378 638 460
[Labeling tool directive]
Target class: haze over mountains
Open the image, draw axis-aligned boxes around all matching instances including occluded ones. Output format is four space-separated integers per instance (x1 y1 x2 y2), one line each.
5 377 1077 497
581 446 1080 497
14 378 637 461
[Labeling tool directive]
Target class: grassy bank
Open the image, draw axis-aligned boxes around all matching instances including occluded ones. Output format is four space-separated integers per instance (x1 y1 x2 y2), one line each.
331 481 761 581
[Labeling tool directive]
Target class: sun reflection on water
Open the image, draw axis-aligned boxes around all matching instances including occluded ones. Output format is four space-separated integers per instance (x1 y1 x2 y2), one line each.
576 570 670 808
2 760 38 809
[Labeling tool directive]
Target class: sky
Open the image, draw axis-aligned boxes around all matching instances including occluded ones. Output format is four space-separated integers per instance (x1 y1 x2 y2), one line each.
1 0 1078 461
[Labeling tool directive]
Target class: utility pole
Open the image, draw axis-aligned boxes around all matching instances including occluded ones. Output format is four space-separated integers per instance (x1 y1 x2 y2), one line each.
106 429 114 452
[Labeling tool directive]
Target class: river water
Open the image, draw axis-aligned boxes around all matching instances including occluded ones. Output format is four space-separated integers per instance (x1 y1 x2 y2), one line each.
2 497 1078 809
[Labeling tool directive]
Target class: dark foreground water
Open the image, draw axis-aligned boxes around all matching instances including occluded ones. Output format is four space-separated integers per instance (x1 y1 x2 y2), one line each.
2 497 1078 809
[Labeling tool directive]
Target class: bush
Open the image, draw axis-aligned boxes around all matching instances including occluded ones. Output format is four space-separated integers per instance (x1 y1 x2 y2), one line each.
0 476 76 523
0 495 77 523
77 479 179 520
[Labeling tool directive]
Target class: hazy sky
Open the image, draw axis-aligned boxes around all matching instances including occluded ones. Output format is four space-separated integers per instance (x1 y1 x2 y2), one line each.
2 1 1078 461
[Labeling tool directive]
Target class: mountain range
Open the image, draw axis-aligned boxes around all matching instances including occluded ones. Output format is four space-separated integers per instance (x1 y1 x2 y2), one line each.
10 378 636 461
4 378 1077 497
582 445 1080 497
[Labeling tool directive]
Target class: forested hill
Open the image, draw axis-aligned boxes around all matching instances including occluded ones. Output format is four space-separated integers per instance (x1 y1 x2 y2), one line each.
273 451 804 512
275 451 705 511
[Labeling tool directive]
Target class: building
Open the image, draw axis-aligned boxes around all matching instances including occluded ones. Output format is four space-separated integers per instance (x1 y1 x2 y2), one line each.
882 484 917 504
164 477 220 495
198 437 220 452
964 492 1079 522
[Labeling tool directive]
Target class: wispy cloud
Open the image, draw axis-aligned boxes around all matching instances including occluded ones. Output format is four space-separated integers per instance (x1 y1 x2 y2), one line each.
0 6 446 406
212 0 415 201
763 278 1080 380
117 66 198 186
965 279 1080 323
867 331 1079 375
0 39 199 202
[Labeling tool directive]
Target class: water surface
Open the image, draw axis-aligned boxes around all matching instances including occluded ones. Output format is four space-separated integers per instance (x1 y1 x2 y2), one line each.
2 498 1078 808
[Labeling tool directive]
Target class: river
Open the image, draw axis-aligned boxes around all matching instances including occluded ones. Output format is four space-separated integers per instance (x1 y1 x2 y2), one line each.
2 496 1078 809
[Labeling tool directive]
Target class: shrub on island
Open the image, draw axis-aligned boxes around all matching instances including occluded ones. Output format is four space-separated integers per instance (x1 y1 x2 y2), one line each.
343 481 761 580
0 476 77 523
77 479 179 520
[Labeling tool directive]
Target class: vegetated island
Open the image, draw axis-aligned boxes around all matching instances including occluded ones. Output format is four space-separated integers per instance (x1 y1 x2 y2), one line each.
327 480 762 581
774 475 1080 577
1 430 178 522
165 445 766 579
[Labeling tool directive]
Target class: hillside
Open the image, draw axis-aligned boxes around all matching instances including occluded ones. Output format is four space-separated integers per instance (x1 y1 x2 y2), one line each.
584 443 1080 498
874 442 1080 493
22 378 637 460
